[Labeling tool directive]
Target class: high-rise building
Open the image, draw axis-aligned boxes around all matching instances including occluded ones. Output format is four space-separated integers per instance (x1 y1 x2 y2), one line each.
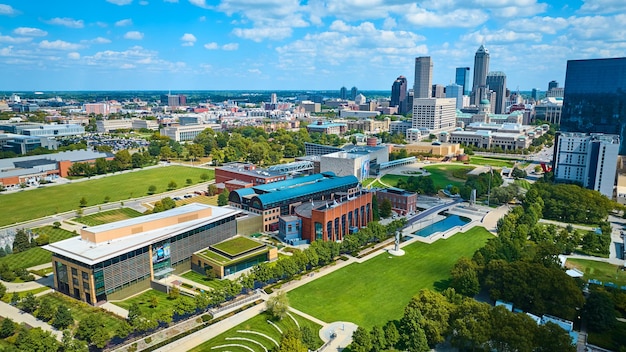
391 76 408 114
455 67 471 95
471 45 490 105
486 71 507 114
407 89 414 114
412 98 456 133
339 86 347 100
350 87 358 101
531 88 539 101
270 93 277 104
413 57 433 99
560 57 626 154
445 83 464 110
548 80 558 91
432 84 445 98
553 132 620 198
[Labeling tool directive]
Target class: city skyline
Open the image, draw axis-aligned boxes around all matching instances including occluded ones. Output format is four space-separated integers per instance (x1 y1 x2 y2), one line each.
0 0 624 91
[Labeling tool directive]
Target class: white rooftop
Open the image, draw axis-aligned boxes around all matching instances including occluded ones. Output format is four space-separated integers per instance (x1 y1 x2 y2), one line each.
44 203 240 266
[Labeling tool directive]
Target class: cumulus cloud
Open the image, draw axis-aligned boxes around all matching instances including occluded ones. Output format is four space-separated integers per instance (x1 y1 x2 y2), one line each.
46 17 84 28
181 33 197 46
39 40 82 50
506 16 570 34
0 34 32 44
579 0 626 14
124 31 144 40
204 42 218 49
115 18 133 27
248 68 262 74
82 37 112 44
461 29 543 44
139 1 149 5
13 27 48 37
189 0 211 9
106 0 133 5
67 52 80 60
233 27 292 42
222 43 239 50
0 4 19 16
83 46 188 73
405 7 488 27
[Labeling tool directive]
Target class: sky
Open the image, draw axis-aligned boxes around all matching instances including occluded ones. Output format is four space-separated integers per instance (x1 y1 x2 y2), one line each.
0 0 624 92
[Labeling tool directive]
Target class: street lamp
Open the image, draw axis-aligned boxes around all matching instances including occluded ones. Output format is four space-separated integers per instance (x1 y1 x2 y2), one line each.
487 166 492 207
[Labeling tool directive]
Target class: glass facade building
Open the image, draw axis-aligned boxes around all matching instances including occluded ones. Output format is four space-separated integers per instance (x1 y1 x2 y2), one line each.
560 57 626 154
456 67 470 95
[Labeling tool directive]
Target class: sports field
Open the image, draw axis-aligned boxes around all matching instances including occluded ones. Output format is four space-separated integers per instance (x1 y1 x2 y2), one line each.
288 226 492 329
0 166 213 227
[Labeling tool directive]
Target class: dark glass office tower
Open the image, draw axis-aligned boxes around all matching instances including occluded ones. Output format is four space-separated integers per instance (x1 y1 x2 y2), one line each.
561 57 626 154
456 67 470 95
486 71 507 114
391 76 408 114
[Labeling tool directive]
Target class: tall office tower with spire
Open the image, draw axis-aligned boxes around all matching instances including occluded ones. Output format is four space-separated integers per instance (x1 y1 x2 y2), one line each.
455 67 470 95
391 76 408 114
486 71 507 114
413 57 433 99
471 45 490 105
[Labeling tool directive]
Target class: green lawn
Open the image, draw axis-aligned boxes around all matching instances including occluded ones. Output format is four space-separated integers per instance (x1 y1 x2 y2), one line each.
181 270 232 290
565 258 626 287
0 226 77 270
0 166 214 227
514 179 532 190
74 208 143 226
423 165 475 189
112 289 195 320
461 156 519 168
288 226 493 329
189 311 323 352
212 237 264 256
1 287 50 303
379 174 408 188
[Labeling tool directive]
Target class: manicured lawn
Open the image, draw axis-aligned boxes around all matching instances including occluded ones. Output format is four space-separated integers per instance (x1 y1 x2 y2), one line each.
461 156 520 168
288 226 493 329
0 166 214 227
0 226 77 270
74 208 143 226
514 179 532 190
181 270 232 290
112 289 195 320
1 287 50 303
423 165 475 189
212 237 263 256
175 195 218 206
189 311 323 352
565 258 626 287
380 174 408 187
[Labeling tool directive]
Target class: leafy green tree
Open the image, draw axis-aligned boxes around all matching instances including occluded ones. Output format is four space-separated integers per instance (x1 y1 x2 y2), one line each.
94 158 108 174
15 327 60 352
266 291 289 320
384 321 400 349
20 292 38 313
167 180 177 190
400 301 429 352
186 178 192 185
12 228 31 253
200 173 209 181
0 317 16 338
449 299 491 351
489 306 537 352
277 329 307 352
79 197 87 207
10 291 19 305
173 298 196 316
114 150 132 169
350 326 372 352
127 302 141 325
36 301 55 321
61 330 88 352
300 326 317 350
0 281 5 299
76 314 110 348
168 286 180 300
370 325 387 352
409 289 452 346
147 185 157 195
380 198 393 218
535 322 576 352
149 295 159 308
450 257 480 297
207 184 218 196
52 305 73 330
218 189 230 206
583 289 617 332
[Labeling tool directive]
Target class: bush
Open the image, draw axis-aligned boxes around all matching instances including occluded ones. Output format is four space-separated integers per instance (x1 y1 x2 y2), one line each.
201 314 213 322
144 337 152 344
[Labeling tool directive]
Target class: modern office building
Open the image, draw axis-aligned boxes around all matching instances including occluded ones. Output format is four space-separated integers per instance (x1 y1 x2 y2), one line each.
534 97 563 125
456 67 471 95
548 80 558 91
44 203 240 303
471 45 490 105
446 83 464 110
304 142 343 156
552 132 620 198
486 71 507 114
160 123 220 142
432 84 445 99
391 76 408 114
390 121 412 136
560 57 626 154
339 86 348 100
412 98 456 133
306 121 347 135
414 57 433 99
350 87 358 101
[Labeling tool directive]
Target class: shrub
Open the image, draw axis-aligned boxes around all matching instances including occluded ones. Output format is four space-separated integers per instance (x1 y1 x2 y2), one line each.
201 314 213 322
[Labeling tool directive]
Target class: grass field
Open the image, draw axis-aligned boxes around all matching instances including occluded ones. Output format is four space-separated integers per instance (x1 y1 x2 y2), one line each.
112 289 195 320
0 226 77 270
1 287 50 303
461 156 520 168
0 166 214 227
74 208 143 226
288 226 493 329
180 270 232 290
514 179 532 190
189 311 323 352
565 258 626 287
423 165 475 189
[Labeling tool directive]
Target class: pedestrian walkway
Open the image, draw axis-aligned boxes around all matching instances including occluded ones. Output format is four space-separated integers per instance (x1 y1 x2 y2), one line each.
0 301 62 341
101 302 129 319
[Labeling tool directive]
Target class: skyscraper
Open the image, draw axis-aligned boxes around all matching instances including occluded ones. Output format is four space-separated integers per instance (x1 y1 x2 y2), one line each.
548 80 558 91
391 76 408 114
560 57 626 154
413 57 433 99
455 67 470 95
339 86 347 100
432 84 445 98
471 45 490 105
350 86 358 101
412 98 456 133
531 88 539 101
486 71 507 114
446 83 464 110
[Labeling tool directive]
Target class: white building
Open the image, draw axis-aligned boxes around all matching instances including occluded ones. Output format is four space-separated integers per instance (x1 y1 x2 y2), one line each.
160 123 221 142
553 132 620 198
412 98 456 134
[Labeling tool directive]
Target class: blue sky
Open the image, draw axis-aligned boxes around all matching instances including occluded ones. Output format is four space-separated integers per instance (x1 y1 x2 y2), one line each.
0 0 624 92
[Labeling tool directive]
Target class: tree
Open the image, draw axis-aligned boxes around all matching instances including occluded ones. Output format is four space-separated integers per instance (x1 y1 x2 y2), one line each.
52 305 74 330
207 184 218 196
79 197 88 208
350 326 372 352
114 150 132 170
12 228 31 253
149 295 159 308
10 291 19 305
168 286 180 300
535 322 576 352
167 180 177 190
0 317 15 338
380 198 393 218
409 289 452 346
300 326 317 350
277 329 307 352
450 257 480 297
35 233 50 246
400 302 429 352
449 299 492 351
0 281 5 299
200 173 209 182
148 185 157 195
61 330 89 352
52 221 61 229
218 189 230 206
370 325 387 352
36 301 55 322
20 292 38 313
186 178 193 185
127 302 141 325
384 321 400 349
76 314 110 348
583 289 616 332
15 327 60 352
266 291 289 320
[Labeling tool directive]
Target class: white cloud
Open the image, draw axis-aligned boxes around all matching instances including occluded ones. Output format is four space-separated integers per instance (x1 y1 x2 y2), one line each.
0 4 19 16
164 0 178 2
248 68 262 74
579 0 626 14
106 0 133 5
124 31 144 40
181 33 197 46
382 17 397 30
222 43 239 50
120 63 135 69
0 34 32 44
461 29 543 44
83 46 189 73
67 52 80 60
46 17 84 28
566 14 626 43
139 1 149 5
199 16 206 22
404 6 488 27
96 22 108 28
13 27 48 37
189 0 211 9
233 27 292 42
115 19 133 27
82 37 112 44
204 42 218 50
506 16 569 34
39 40 82 50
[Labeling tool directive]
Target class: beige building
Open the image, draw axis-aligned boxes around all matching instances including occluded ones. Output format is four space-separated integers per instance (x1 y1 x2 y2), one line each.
160 123 221 142
412 98 456 133
345 118 390 134
392 142 464 156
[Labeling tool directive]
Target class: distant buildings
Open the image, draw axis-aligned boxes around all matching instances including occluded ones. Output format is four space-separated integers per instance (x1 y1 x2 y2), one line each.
414 57 433 99
534 97 563 125
96 119 158 133
456 67 471 95
391 76 408 114
160 123 221 142
471 45 490 105
306 121 347 135
350 87 359 101
339 86 348 100
560 57 626 154
432 84 445 99
215 162 286 186
161 94 187 107
553 132 620 198
445 83 464 110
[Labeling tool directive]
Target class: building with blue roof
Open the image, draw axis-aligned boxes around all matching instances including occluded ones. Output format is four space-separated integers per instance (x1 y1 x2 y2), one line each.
306 121 347 135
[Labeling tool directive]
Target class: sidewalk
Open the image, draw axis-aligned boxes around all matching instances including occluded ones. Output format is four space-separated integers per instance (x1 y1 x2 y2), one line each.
0 301 62 341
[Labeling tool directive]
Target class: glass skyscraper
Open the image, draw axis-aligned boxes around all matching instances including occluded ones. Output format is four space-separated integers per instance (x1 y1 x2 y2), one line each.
455 67 470 95
560 57 626 154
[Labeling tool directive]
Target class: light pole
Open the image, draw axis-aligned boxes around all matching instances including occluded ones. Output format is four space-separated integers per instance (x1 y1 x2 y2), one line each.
487 166 492 207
